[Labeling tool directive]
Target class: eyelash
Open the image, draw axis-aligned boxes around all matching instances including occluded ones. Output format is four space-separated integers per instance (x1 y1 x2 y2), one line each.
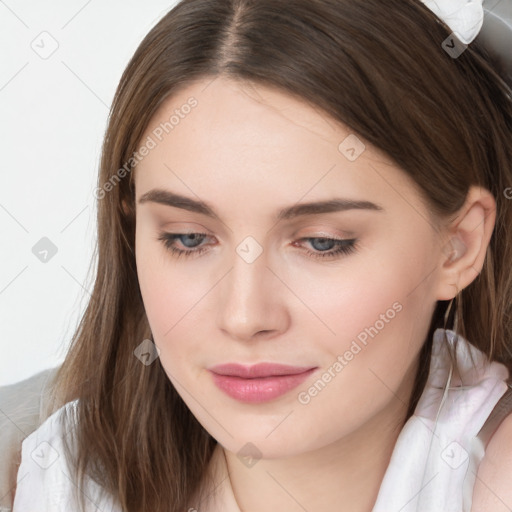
156 232 358 260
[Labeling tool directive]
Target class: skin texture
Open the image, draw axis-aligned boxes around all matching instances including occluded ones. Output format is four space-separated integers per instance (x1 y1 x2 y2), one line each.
472 414 512 511
133 76 496 511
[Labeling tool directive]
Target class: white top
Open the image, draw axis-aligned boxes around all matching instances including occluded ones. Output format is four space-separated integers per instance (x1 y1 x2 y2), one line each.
372 328 510 512
12 328 511 512
12 398 121 512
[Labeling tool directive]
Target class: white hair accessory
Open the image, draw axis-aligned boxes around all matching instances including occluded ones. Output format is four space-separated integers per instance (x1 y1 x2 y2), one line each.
420 0 484 44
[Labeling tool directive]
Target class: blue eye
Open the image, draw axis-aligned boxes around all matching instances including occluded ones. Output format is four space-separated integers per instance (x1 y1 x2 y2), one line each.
157 232 358 260
157 232 210 259
295 237 357 259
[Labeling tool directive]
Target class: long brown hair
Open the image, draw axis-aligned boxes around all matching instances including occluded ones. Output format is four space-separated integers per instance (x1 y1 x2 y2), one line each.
43 0 512 510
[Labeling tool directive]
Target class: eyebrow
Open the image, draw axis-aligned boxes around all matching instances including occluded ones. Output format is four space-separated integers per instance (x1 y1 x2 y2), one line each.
138 189 384 221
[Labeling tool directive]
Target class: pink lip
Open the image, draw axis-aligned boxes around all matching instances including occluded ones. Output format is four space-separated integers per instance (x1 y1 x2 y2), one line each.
208 363 317 403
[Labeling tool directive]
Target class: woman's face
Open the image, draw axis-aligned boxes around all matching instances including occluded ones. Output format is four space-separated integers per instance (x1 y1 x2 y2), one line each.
134 76 449 458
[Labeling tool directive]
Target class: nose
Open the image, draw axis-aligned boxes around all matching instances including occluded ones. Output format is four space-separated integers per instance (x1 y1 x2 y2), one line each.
216 243 290 342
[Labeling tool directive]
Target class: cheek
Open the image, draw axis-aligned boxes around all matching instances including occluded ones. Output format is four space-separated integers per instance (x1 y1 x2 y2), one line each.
290 253 436 438
308 242 435 351
136 254 205 340
135 234 218 372
303 245 437 419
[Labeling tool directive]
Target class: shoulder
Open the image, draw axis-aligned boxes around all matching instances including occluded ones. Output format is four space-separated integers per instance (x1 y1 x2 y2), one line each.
13 399 122 512
0 370 58 509
472 413 512 511
12 400 80 510
18 398 79 460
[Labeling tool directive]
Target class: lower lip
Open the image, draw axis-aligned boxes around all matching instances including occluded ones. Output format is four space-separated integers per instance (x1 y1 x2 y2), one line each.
209 368 317 403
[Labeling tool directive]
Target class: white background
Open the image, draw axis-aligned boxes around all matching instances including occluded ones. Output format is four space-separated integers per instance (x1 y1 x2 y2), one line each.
0 0 179 386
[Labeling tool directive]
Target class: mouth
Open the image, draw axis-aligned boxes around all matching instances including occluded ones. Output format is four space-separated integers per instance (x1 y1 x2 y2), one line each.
208 363 317 403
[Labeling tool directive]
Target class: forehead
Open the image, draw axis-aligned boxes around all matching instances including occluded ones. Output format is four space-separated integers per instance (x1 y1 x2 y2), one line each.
133 76 425 222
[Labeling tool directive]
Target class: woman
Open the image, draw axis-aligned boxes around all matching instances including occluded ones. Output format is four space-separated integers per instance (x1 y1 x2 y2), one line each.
12 0 512 510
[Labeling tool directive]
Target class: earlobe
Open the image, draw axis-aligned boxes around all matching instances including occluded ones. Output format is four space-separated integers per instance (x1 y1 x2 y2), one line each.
435 186 496 301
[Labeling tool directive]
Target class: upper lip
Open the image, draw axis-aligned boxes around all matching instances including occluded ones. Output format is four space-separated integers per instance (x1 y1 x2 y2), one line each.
209 363 316 379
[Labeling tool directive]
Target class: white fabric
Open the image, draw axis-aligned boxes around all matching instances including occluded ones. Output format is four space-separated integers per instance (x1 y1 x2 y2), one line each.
12 328 510 511
372 328 510 511
12 400 121 512
420 0 484 44
0 367 57 511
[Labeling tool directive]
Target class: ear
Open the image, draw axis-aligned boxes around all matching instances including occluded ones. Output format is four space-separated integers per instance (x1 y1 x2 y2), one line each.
435 186 496 301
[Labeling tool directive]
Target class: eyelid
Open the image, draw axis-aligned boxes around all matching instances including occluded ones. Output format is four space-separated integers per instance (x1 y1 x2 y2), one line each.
294 227 356 240
160 220 213 233
159 219 357 242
